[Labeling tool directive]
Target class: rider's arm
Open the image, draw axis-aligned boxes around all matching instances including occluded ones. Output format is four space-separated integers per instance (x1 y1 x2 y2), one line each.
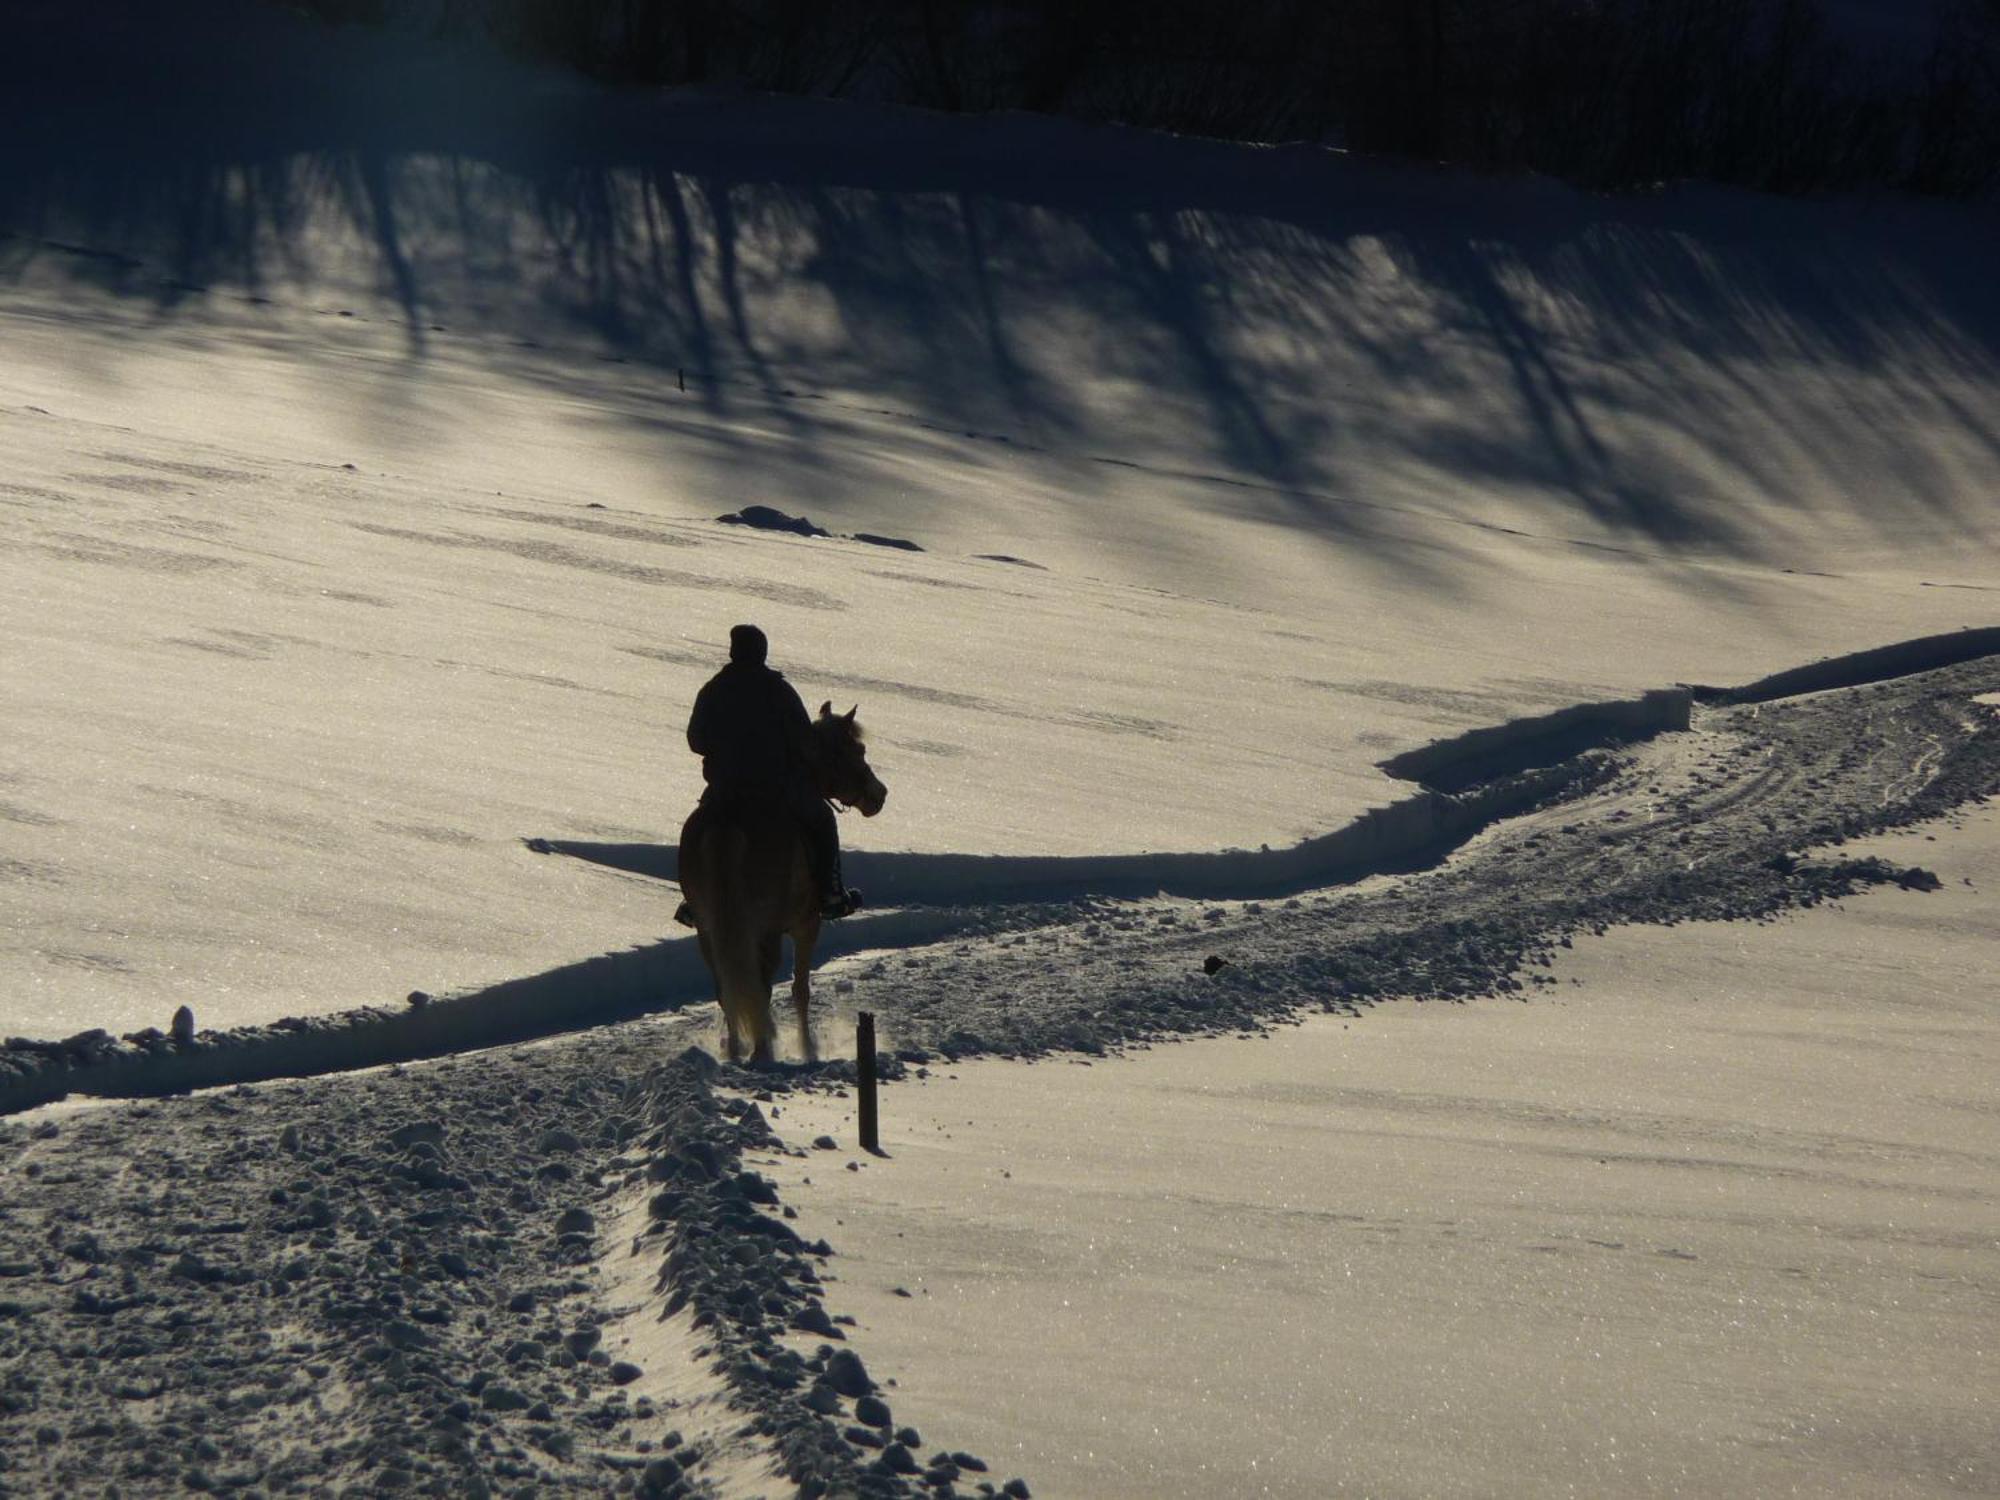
686 683 714 757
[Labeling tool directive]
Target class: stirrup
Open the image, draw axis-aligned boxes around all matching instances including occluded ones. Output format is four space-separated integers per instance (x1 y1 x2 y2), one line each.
820 887 862 920
673 900 696 929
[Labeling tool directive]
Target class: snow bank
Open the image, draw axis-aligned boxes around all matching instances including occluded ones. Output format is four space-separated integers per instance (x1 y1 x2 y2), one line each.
1692 625 2000 704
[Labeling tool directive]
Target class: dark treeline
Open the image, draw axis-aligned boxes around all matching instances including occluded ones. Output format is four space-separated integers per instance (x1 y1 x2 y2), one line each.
291 0 2000 196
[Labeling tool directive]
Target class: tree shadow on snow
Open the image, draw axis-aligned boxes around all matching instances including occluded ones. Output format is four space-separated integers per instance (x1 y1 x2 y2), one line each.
3 0 1998 584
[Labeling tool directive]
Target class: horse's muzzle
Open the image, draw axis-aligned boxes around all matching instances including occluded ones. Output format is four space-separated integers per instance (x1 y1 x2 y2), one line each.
859 780 887 817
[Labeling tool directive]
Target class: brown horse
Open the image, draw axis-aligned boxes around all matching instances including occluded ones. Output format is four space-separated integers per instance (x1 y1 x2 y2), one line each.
677 703 887 1065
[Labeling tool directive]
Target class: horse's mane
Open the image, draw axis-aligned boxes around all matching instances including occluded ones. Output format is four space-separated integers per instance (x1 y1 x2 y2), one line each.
816 711 865 746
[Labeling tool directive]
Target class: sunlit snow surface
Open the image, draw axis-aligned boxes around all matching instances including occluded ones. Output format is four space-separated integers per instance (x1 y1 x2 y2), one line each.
1 3 1996 1036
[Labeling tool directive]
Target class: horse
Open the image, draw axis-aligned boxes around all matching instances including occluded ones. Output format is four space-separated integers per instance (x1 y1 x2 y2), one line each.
677 703 887 1066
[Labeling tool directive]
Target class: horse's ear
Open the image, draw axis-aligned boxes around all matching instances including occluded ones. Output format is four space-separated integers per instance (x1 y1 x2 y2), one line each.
819 700 832 718
845 704 858 722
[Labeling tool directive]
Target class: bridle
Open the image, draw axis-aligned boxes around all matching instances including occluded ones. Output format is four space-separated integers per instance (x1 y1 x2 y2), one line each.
816 724 870 813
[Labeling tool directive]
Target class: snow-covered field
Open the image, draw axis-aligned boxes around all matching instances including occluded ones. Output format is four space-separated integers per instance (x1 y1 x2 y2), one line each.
766 806 2000 1499
2 4 1997 1495
5 6 1998 1038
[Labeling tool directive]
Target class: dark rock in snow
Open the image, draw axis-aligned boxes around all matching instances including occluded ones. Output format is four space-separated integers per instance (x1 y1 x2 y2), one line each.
715 506 828 538
824 1348 874 1397
791 1302 840 1338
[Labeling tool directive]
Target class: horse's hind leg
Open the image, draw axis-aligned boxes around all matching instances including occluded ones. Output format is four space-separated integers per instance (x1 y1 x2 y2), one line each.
790 920 821 1064
748 933 783 1066
698 929 744 1063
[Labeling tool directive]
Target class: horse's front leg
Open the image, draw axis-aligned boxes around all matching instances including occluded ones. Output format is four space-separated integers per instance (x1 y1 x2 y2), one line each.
790 918 822 1064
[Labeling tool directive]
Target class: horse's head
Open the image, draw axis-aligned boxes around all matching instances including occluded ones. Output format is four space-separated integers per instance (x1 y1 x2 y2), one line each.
813 702 887 817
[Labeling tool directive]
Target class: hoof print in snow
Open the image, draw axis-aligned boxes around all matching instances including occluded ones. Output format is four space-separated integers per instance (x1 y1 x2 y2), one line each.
480 1383 532 1412
716 505 828 538
388 1120 445 1151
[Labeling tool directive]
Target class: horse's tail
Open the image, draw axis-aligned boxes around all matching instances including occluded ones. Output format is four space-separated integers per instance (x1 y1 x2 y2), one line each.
690 820 781 1062
709 916 776 1060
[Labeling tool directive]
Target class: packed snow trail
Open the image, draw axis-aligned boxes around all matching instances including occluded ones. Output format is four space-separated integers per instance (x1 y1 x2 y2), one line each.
841 654 2000 1061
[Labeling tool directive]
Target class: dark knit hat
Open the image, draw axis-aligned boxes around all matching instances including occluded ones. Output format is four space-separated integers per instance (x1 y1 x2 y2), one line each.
728 624 768 665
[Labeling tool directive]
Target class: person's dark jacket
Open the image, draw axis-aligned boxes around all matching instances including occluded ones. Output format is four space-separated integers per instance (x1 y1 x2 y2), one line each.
686 662 815 793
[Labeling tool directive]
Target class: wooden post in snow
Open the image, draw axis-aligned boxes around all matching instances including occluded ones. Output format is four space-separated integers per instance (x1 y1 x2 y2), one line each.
857 1011 879 1154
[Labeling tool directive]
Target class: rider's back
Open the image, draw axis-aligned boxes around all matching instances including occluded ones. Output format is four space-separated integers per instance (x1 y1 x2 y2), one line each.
687 661 809 795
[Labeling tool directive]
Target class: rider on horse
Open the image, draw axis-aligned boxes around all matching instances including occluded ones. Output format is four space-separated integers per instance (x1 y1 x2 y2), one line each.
684 624 859 921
